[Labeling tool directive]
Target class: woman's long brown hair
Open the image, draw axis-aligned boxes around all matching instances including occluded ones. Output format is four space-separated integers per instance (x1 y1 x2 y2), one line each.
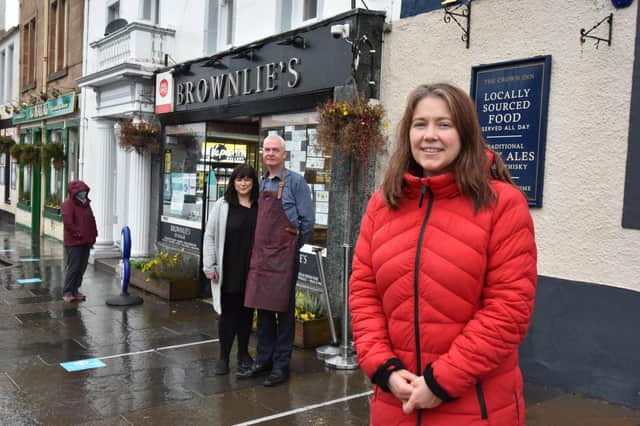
381 83 515 212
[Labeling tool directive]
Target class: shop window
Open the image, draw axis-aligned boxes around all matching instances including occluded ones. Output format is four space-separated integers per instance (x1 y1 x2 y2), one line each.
162 124 206 226
67 128 78 182
44 129 64 213
48 0 68 77
21 18 37 89
0 154 5 186
259 124 330 246
0 50 5 103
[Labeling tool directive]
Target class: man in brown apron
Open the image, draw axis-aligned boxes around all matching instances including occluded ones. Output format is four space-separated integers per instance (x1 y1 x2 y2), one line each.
241 134 315 386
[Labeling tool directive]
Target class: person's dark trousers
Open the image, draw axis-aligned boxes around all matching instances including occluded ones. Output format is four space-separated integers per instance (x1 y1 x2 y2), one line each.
63 245 90 296
255 256 300 371
218 291 254 361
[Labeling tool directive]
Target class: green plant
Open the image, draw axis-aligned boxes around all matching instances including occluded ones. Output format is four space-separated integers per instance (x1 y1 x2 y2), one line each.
45 193 62 209
41 142 65 170
0 136 15 154
316 93 388 161
118 118 161 155
9 143 23 162
131 250 195 285
21 145 40 166
295 290 325 322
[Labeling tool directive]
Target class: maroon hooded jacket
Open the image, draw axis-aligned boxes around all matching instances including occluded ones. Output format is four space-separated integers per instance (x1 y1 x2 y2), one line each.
62 180 98 247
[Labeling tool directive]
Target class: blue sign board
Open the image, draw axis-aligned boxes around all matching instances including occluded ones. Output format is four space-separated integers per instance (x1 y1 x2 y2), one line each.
471 56 552 207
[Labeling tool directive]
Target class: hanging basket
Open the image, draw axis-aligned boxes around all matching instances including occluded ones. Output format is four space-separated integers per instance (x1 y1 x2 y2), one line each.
118 118 162 155
0 136 16 154
316 93 387 161
41 142 65 170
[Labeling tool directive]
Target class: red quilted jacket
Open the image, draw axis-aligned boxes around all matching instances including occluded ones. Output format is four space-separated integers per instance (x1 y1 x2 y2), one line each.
350 171 537 426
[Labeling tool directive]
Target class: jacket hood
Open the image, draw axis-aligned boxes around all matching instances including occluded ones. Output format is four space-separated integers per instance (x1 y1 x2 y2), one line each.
67 180 90 198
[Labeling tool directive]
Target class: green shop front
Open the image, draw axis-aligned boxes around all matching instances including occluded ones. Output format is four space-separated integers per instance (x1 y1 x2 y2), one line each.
11 93 80 240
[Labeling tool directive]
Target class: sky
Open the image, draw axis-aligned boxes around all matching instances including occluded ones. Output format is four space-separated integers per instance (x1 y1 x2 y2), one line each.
4 0 18 29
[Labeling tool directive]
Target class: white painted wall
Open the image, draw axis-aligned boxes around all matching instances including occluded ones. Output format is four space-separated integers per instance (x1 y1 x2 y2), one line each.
380 0 640 291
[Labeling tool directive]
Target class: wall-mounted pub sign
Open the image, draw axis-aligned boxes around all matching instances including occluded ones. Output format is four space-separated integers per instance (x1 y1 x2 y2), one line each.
471 56 552 207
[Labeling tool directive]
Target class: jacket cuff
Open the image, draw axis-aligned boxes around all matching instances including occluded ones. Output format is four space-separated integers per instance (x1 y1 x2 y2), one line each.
423 363 456 402
371 358 406 392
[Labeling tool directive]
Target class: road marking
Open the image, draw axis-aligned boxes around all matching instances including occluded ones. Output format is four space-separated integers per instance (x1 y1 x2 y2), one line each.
96 349 155 360
233 390 373 425
3 372 21 391
17 278 42 284
60 358 107 372
19 258 40 262
156 338 218 351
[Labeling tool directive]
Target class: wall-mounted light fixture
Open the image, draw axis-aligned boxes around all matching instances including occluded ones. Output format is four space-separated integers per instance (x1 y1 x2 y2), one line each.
580 13 613 49
50 88 62 98
39 91 49 102
202 58 228 69
277 35 308 49
231 48 257 61
442 0 472 49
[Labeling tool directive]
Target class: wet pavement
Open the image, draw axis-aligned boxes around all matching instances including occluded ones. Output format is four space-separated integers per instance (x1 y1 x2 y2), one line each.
0 223 639 425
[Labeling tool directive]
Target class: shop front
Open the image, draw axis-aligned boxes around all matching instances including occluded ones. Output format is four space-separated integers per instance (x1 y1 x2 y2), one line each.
10 93 79 240
0 118 18 223
155 9 385 296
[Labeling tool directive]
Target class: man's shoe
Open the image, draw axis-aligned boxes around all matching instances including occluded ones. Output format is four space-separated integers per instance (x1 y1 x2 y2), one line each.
236 362 271 380
214 359 229 375
62 295 76 303
74 292 87 301
263 369 289 387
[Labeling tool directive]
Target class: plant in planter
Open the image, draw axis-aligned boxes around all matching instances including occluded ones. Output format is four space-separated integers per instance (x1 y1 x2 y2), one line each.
129 250 200 300
19 191 30 205
294 290 331 348
41 142 65 170
45 193 62 212
118 118 161 156
0 136 16 154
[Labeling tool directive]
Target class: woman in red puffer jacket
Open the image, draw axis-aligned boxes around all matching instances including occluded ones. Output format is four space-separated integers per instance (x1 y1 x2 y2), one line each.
349 83 537 426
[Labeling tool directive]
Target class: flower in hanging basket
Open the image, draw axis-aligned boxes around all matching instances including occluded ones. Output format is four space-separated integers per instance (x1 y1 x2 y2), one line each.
316 93 388 161
118 118 161 155
41 142 65 170
0 135 16 154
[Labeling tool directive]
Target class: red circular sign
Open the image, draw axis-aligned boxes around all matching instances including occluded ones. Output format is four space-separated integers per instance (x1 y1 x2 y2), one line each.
159 79 169 97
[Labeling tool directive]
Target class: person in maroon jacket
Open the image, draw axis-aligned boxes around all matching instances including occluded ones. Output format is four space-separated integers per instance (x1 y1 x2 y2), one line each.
61 180 98 303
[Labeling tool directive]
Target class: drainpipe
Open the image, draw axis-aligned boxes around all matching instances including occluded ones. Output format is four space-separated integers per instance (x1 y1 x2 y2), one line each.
79 0 90 180
40 0 50 237
351 0 356 8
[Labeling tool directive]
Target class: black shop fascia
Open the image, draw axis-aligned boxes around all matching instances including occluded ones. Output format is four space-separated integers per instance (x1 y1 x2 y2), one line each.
154 9 384 278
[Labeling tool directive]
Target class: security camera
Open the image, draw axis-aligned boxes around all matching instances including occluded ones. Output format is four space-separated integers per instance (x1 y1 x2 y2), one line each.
331 23 350 39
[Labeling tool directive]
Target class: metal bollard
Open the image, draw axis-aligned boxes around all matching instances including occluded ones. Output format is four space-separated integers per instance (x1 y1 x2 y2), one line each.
325 243 358 370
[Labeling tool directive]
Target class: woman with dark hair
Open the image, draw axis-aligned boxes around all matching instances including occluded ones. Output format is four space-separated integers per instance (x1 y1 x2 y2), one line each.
203 164 259 376
349 83 537 425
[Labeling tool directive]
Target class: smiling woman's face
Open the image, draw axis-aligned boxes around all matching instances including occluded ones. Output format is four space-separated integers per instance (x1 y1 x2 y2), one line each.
409 96 461 177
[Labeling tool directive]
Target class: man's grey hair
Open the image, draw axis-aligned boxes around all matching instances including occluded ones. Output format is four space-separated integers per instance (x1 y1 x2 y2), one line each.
263 134 286 150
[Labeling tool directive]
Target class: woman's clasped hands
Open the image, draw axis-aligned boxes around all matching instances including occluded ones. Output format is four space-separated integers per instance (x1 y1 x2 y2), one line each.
388 370 442 414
